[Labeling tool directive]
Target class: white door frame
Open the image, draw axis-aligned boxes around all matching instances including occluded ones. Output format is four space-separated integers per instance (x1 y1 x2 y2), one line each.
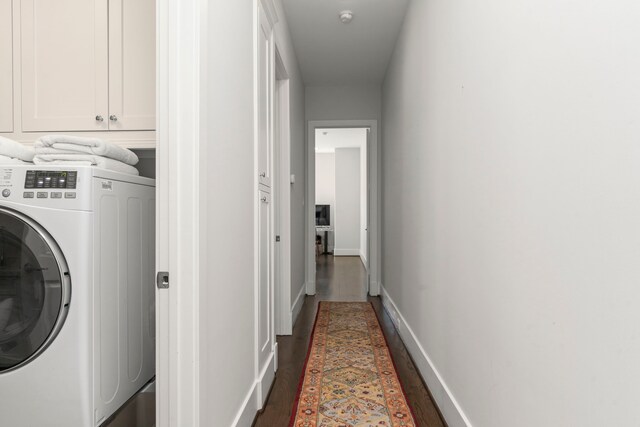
274 47 293 335
156 0 202 425
305 120 381 296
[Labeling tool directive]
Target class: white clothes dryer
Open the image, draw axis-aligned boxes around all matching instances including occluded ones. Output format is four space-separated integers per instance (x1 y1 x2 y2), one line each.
0 165 155 426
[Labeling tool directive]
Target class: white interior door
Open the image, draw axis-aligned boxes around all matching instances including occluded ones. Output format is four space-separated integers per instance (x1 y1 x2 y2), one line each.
108 0 156 130
257 189 275 406
20 0 109 131
255 1 276 406
258 190 272 368
0 0 13 132
257 7 272 187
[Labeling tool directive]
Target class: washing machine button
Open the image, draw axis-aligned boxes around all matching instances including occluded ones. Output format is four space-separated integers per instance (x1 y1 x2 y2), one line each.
2 189 10 197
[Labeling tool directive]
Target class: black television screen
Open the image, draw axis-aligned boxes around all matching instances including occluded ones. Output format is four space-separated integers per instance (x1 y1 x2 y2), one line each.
316 205 330 226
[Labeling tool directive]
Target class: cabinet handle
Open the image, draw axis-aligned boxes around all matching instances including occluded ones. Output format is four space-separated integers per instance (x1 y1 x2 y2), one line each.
261 196 267 203
109 115 118 122
95 115 104 122
259 172 266 178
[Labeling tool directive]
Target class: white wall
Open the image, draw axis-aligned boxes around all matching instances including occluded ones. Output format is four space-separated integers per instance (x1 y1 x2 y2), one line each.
197 1 255 425
315 153 335 226
186 0 305 424
334 147 360 255
306 85 380 121
382 1 640 426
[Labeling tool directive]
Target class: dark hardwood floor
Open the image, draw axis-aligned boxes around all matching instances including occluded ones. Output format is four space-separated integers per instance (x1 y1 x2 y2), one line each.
254 255 446 427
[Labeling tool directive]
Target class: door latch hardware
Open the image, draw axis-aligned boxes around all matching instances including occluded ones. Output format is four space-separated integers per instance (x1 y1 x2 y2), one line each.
156 271 169 289
276 235 280 242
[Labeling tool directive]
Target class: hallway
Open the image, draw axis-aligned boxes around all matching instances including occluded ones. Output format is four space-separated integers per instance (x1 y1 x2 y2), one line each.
154 0 640 425
254 256 445 426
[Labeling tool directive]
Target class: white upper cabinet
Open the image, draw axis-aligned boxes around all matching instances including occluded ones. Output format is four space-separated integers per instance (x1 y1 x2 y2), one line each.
108 0 155 131
20 0 109 132
0 0 14 132
20 0 154 133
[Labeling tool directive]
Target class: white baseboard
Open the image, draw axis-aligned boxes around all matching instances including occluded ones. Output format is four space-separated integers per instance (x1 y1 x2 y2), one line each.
257 351 276 409
380 284 472 427
231 350 276 426
231 380 258 427
291 283 306 329
359 250 368 268
334 248 360 256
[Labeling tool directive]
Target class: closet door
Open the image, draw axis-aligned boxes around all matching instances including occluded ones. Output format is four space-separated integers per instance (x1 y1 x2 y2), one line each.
107 0 155 130
257 6 272 187
0 0 13 132
20 0 109 132
257 189 274 404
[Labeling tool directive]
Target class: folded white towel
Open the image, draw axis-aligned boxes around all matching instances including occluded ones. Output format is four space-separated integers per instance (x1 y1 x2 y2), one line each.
33 154 139 176
36 135 139 166
0 136 35 162
0 155 31 164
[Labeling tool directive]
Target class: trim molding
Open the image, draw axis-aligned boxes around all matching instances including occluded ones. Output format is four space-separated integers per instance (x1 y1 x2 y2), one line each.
257 351 276 408
260 0 279 28
359 250 368 267
334 248 360 256
305 280 316 295
231 380 258 427
291 283 306 328
380 284 472 427
369 281 380 297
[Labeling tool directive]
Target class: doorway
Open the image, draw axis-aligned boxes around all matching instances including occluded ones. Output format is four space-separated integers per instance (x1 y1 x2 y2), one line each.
314 127 369 300
305 120 380 298
314 128 367 259
273 49 293 336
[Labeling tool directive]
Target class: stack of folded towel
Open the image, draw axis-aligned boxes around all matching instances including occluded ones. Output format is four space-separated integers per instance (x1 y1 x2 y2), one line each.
0 136 35 164
34 135 139 175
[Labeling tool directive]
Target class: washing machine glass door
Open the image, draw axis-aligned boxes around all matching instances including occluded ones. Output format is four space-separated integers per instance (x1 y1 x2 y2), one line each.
0 207 71 373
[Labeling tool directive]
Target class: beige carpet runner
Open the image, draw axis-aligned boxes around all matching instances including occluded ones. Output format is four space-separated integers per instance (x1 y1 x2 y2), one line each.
290 302 417 427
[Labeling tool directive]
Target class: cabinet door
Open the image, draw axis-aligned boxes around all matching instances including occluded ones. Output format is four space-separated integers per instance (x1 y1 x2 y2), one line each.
107 0 155 130
0 0 12 132
257 7 272 187
257 190 274 384
20 0 108 132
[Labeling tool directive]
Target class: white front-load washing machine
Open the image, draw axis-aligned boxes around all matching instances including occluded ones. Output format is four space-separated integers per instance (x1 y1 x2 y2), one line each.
0 165 155 426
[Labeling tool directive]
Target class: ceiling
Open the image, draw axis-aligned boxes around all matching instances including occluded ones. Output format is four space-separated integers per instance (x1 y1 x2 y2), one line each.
281 0 410 86
315 128 367 153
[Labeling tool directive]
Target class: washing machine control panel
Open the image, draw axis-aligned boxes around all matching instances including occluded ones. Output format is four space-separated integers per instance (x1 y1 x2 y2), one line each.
0 167 90 210
24 170 78 189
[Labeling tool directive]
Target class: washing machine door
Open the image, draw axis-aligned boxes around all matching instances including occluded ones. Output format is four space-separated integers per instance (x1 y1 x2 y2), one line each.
0 207 71 373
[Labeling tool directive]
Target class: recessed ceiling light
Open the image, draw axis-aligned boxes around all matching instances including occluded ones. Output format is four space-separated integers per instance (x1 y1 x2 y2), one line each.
323 131 328 135
339 10 354 24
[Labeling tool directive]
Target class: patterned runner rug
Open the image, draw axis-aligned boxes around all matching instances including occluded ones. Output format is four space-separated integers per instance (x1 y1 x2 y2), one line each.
290 302 417 427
